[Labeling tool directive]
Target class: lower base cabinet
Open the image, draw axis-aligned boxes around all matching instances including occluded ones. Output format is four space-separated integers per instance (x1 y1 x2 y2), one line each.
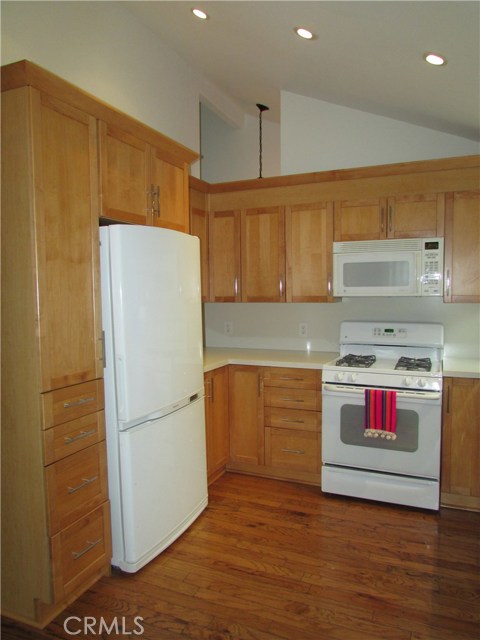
227 365 322 485
204 367 230 484
441 377 480 511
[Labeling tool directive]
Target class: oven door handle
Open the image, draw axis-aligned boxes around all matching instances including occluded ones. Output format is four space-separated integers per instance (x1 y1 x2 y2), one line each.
322 383 441 401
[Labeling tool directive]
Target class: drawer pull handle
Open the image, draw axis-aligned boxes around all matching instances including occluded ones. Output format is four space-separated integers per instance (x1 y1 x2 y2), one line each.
280 448 305 455
63 396 95 409
64 429 97 444
68 475 98 494
281 397 304 403
72 538 102 560
278 377 304 381
280 418 305 424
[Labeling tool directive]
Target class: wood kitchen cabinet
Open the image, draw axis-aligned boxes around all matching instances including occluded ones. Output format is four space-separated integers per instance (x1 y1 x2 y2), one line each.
189 180 210 301
286 201 335 302
263 368 322 483
99 121 191 232
209 209 242 302
204 367 229 484
334 192 445 241
241 206 286 302
441 377 480 511
227 365 322 485
228 365 264 467
2 79 111 626
444 190 480 303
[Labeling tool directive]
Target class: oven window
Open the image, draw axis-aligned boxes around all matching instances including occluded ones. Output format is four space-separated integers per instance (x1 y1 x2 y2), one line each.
343 261 410 287
340 405 418 452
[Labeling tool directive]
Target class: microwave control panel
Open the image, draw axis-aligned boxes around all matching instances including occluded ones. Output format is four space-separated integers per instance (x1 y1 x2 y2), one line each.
421 238 444 295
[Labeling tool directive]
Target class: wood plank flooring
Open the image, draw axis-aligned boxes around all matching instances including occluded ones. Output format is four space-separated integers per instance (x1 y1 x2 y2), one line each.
2 472 480 639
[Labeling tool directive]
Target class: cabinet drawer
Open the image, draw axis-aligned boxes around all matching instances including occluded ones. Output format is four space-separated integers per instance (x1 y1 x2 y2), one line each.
42 379 104 429
263 367 320 390
43 411 106 465
265 407 320 432
265 427 320 473
264 387 321 411
46 442 108 534
51 503 111 602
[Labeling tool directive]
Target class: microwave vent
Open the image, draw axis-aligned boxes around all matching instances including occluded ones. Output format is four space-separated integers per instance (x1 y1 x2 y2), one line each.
333 239 424 253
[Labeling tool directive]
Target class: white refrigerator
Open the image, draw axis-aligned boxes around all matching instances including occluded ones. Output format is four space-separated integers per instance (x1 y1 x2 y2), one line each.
100 225 208 573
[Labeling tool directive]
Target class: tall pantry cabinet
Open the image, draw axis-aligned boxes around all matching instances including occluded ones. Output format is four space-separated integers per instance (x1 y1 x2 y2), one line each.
1 84 110 625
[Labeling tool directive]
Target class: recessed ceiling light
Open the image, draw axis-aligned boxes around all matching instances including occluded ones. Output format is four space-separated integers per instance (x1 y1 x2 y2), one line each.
424 52 447 66
192 8 208 20
295 27 314 40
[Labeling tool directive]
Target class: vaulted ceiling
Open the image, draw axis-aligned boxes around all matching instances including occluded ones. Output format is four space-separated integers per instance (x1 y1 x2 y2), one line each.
125 1 480 141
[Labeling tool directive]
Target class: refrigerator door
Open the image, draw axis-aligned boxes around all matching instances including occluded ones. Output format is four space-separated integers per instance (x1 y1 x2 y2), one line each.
114 398 208 572
101 226 204 427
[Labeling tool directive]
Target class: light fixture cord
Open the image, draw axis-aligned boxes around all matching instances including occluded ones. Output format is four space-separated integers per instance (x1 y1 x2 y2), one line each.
256 103 269 179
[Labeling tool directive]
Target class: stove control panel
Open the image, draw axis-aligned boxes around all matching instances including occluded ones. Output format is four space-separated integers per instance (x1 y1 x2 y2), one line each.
372 327 407 339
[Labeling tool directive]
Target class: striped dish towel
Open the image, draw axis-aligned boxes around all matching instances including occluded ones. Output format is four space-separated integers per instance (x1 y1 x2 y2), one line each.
364 389 397 440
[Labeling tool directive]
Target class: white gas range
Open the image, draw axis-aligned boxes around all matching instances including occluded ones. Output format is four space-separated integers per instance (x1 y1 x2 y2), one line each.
321 321 444 510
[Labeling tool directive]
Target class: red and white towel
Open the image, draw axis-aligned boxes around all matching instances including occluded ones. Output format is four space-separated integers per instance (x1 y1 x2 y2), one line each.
364 389 397 440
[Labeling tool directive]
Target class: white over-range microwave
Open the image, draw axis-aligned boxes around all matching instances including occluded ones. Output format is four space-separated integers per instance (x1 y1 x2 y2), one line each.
333 237 444 297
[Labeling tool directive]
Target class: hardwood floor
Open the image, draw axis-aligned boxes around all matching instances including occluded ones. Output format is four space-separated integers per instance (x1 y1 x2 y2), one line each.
2 472 480 639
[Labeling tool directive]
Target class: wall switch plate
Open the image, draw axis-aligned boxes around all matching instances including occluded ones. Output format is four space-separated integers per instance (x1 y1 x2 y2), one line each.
224 321 233 336
299 323 308 337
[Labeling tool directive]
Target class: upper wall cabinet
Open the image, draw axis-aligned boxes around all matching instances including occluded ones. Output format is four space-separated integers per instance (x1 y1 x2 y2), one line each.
444 190 480 303
99 122 191 232
209 209 242 302
333 192 445 242
241 206 286 302
189 180 210 302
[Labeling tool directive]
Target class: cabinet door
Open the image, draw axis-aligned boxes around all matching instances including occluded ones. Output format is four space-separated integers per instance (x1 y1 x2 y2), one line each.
151 149 189 232
334 198 387 241
34 93 103 391
209 210 242 302
241 206 286 302
444 191 480 303
441 378 480 510
387 193 445 238
204 367 229 484
229 366 264 465
286 202 334 302
98 121 151 224
190 203 209 302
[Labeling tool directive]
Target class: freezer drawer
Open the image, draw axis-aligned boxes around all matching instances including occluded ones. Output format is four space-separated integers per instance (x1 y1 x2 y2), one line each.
114 398 208 572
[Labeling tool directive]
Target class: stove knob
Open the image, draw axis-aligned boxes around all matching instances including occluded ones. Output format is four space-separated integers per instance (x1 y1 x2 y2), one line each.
404 377 413 386
350 373 357 382
335 372 344 382
418 378 427 388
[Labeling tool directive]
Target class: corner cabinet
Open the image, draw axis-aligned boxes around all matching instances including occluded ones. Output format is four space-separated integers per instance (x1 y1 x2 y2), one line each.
2 85 111 626
204 367 229 484
441 377 480 511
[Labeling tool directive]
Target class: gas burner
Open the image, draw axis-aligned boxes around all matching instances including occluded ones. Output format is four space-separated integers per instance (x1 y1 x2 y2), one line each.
335 354 377 368
395 357 432 372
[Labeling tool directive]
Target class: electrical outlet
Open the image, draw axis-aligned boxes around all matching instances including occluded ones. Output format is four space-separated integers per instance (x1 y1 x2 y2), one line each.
299 323 308 337
224 321 233 336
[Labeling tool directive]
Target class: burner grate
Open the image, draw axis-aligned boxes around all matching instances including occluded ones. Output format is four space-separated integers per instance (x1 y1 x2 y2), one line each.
394 357 432 372
336 354 377 368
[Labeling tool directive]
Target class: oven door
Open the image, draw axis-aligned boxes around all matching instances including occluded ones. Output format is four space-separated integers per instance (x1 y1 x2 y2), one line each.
322 383 442 479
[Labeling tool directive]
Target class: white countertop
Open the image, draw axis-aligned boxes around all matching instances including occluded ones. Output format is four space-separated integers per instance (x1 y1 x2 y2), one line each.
204 347 480 379
203 347 337 372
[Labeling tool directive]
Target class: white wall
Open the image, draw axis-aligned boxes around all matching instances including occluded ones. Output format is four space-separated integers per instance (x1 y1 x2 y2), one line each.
200 104 280 182
281 91 480 174
205 300 480 360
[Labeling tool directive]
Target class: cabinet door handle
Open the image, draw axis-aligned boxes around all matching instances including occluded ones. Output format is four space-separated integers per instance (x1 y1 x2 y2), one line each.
281 397 304 403
280 418 305 424
279 276 284 299
156 185 160 217
234 276 239 297
278 376 304 381
327 272 332 296
64 429 97 444
388 205 393 234
380 206 385 233
72 538 102 560
149 184 156 216
67 475 98 494
280 448 305 455
211 378 215 403
63 396 95 409
445 386 451 414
